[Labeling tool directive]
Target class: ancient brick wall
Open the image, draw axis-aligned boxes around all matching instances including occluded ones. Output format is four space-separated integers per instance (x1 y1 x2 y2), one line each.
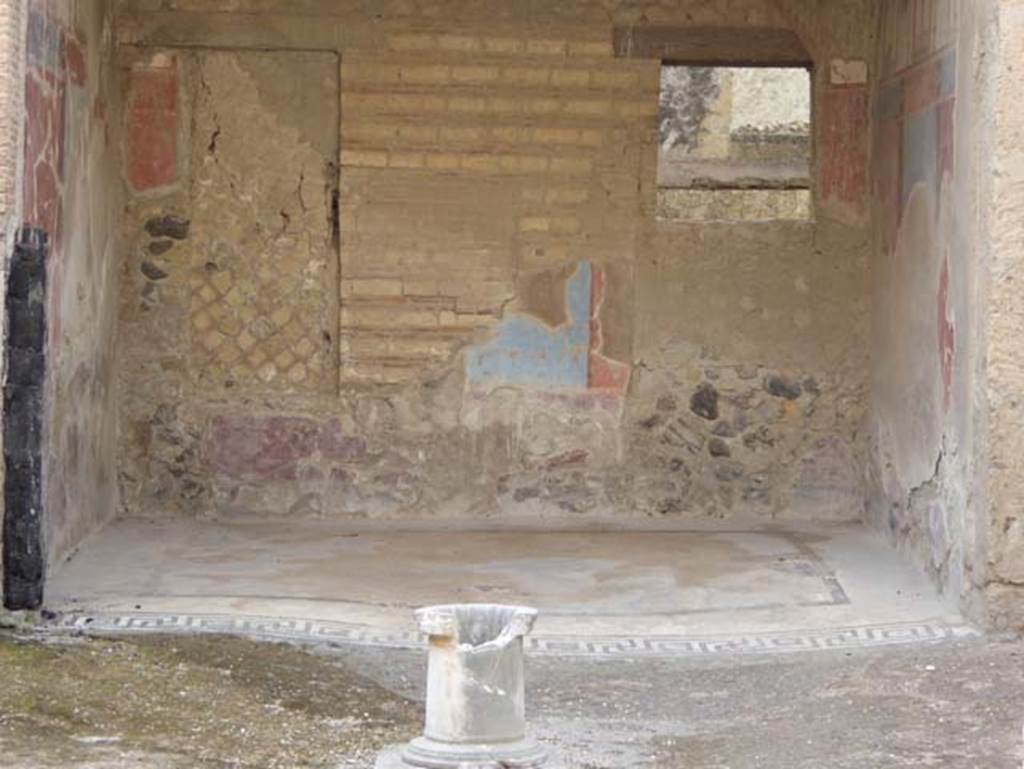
337 38 649 386
113 0 875 522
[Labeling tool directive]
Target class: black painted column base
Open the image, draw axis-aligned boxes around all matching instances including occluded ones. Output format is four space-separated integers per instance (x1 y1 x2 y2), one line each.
3 227 49 610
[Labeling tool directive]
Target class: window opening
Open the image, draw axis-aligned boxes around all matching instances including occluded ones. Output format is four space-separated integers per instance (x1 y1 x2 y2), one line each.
657 65 812 222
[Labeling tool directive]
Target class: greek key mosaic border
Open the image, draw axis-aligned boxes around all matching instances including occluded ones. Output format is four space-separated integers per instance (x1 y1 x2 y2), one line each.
47 612 980 658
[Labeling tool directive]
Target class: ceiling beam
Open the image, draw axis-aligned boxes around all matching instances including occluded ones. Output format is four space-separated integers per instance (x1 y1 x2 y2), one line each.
614 26 813 68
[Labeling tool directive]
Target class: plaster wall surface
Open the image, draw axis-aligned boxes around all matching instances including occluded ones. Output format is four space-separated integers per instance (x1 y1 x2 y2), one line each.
867 0 961 600
0 0 25 243
112 0 874 524
982 0 1024 629
17 0 122 566
864 0 1024 630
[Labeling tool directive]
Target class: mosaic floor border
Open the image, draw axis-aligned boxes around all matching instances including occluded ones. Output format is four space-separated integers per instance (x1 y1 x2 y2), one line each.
45 611 980 659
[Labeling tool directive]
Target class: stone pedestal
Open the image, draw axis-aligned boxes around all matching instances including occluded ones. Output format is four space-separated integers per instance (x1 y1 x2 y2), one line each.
377 603 548 769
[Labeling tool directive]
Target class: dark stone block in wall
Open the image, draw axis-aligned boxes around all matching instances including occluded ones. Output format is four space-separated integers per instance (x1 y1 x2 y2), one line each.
2 387 43 459
8 298 46 351
3 456 42 500
2 573 44 611
711 420 736 438
3 226 48 611
148 239 174 255
6 260 46 302
2 458 44 609
708 437 731 458
2 446 46 613
5 349 45 387
690 383 719 421
764 374 802 400
144 216 190 240
141 261 168 280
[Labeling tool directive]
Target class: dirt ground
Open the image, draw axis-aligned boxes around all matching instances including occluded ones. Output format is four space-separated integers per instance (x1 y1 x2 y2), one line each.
0 629 419 768
0 627 1022 768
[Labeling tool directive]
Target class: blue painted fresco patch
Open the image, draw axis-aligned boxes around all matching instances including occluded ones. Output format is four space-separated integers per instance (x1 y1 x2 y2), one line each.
27 11 62 72
937 50 956 98
465 262 591 390
875 79 904 120
902 107 937 210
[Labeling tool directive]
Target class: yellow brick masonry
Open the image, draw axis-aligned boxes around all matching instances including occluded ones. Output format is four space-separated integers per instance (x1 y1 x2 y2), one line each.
337 31 658 382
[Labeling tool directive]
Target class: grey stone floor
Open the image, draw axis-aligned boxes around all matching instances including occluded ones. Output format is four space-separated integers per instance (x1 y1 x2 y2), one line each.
47 520 966 643
1 627 1021 768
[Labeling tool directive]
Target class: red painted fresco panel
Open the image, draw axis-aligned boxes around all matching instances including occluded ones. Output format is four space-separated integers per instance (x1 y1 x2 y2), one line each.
126 65 178 191
820 87 868 214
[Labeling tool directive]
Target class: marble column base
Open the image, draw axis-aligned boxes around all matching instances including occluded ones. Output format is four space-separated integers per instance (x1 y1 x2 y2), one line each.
374 736 548 769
